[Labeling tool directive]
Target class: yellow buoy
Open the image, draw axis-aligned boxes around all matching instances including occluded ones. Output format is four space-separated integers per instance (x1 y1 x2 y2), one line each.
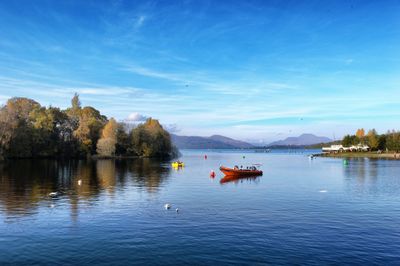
171 161 184 168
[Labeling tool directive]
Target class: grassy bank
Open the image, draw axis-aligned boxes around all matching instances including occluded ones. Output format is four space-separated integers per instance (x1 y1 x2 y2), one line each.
317 152 400 160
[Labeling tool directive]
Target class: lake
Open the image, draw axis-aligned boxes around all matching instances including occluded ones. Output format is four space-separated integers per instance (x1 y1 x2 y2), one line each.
1 150 400 265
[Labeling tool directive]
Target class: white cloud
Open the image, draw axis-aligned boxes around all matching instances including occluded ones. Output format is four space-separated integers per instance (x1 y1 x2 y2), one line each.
126 112 148 122
0 94 10 104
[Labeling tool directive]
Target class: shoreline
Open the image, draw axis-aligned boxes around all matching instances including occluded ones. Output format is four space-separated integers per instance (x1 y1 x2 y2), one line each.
315 152 400 160
0 154 174 162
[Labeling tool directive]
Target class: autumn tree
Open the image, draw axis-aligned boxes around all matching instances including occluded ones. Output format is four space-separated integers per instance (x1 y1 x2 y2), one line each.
96 118 118 156
0 98 40 157
367 129 378 150
355 128 365 144
0 105 15 157
0 95 176 159
73 106 107 155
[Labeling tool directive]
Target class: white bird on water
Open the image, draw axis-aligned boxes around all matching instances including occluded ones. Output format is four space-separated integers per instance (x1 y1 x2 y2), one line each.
175 208 179 213
49 192 58 197
164 204 171 210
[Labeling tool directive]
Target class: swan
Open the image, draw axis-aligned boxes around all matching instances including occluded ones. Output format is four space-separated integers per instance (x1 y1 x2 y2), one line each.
49 192 58 197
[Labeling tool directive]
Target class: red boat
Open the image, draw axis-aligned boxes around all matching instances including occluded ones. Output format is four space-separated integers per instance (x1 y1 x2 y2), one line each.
219 165 263 177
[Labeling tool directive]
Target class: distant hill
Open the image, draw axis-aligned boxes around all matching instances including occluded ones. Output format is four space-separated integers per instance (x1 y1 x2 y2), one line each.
171 134 255 149
267 134 332 147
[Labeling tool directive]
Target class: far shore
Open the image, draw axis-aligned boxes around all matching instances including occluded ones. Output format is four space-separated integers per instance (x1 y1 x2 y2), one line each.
316 152 400 160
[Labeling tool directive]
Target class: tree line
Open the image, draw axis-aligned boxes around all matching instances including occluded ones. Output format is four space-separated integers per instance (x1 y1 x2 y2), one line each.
342 128 400 152
0 94 178 159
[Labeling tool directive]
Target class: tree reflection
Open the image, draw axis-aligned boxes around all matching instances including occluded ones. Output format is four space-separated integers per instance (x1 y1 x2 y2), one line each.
0 160 78 217
96 160 117 193
343 158 378 184
116 158 170 193
0 158 170 219
341 158 399 195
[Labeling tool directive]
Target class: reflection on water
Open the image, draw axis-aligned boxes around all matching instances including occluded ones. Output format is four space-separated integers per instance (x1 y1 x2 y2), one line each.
219 175 261 184
2 152 400 265
343 158 379 184
0 159 170 218
342 158 400 195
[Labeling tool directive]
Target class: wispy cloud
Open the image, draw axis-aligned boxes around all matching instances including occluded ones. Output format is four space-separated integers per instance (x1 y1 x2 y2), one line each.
122 65 185 83
1 1 399 141
54 87 135 96
345 59 354 64
121 63 297 97
134 15 146 29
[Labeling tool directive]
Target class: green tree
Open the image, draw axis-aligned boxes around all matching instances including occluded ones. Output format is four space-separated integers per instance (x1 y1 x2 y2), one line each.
386 130 395 151
130 118 173 158
115 123 130 155
66 93 82 131
342 135 357 147
73 106 107 155
392 131 400 152
71 93 81 110
378 134 386 151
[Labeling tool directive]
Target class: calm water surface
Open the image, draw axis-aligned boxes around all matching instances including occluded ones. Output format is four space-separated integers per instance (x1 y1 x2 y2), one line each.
1 150 400 265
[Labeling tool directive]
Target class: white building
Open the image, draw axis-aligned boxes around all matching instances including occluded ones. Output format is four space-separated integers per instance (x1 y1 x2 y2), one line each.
322 144 370 153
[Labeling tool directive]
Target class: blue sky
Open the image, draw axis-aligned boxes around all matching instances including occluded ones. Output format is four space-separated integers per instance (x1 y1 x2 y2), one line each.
0 0 399 143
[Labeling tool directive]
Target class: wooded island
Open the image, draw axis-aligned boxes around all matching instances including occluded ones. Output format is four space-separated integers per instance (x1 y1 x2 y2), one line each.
0 94 177 160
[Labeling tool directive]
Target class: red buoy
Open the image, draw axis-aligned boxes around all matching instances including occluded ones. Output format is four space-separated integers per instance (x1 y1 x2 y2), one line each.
210 170 215 178
204 155 208 160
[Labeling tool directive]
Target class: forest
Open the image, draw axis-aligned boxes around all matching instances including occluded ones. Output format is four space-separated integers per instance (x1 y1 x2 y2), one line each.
342 128 400 152
0 94 177 159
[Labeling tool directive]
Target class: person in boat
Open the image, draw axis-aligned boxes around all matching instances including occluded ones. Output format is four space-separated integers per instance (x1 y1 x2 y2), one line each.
234 165 239 170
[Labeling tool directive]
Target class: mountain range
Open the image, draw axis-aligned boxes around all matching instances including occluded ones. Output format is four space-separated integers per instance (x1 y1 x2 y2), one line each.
267 134 332 147
171 134 255 149
171 133 332 149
